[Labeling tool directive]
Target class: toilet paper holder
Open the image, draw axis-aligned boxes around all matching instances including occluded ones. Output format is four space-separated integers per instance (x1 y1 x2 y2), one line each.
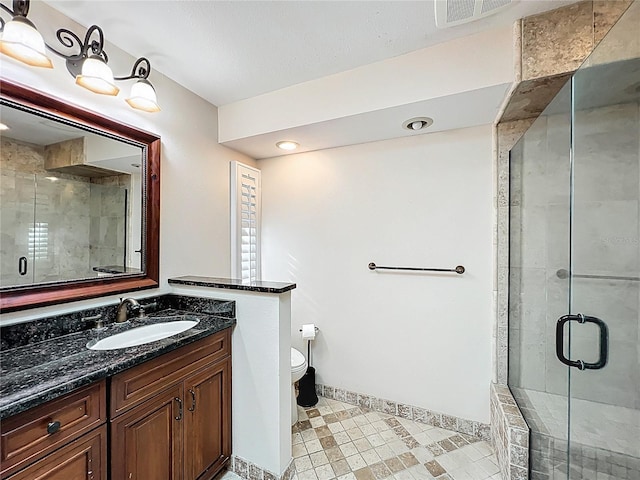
299 326 319 333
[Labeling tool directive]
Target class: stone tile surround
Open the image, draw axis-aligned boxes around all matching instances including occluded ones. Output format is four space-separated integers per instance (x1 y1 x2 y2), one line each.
490 384 529 480
314 384 490 443
229 456 295 480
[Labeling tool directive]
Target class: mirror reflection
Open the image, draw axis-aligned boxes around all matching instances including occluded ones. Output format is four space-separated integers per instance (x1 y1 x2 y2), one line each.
0 104 144 289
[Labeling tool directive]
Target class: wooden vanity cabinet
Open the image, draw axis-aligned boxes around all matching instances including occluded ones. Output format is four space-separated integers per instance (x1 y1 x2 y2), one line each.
109 329 232 480
1 328 232 480
0 380 107 480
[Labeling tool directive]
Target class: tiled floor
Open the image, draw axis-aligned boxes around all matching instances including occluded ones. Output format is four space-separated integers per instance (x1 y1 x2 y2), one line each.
291 396 501 480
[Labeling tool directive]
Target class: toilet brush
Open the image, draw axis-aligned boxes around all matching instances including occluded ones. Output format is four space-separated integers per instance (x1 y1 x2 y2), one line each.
297 339 318 407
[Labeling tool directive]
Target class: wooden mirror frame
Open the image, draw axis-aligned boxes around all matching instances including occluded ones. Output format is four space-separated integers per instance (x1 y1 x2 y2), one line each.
0 80 160 312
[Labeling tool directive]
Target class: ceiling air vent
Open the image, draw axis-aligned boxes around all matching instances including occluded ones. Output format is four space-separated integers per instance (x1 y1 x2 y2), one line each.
435 0 515 28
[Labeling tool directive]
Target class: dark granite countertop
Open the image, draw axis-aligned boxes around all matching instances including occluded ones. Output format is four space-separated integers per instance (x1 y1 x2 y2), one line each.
169 275 296 294
0 309 235 420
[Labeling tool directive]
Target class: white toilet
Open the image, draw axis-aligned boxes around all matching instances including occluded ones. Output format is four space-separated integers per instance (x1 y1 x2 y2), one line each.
291 347 308 425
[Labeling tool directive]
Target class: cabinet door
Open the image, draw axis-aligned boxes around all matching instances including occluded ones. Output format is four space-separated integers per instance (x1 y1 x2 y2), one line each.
183 358 231 480
111 385 183 480
7 425 106 480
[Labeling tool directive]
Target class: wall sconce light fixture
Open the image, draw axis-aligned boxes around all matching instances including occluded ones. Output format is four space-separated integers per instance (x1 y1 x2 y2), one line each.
0 0 160 112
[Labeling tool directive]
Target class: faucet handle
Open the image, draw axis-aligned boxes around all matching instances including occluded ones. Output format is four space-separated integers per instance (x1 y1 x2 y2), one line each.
82 314 105 330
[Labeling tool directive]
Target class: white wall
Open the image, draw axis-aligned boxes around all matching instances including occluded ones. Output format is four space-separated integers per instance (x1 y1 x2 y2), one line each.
0 2 254 324
259 125 495 423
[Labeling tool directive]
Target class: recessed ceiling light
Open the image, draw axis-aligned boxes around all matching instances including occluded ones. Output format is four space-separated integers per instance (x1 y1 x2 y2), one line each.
402 117 433 131
276 141 299 151
0 122 9 131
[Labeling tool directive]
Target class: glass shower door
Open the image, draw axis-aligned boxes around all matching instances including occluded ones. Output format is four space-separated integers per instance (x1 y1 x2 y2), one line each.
562 3 640 478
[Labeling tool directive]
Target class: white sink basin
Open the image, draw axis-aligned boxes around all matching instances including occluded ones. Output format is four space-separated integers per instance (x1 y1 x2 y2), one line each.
87 320 199 350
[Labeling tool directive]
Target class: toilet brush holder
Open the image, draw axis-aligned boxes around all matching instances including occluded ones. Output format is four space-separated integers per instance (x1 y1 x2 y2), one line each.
297 366 318 407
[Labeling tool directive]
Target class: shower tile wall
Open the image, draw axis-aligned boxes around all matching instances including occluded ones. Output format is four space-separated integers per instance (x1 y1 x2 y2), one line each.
0 137 127 285
90 175 130 270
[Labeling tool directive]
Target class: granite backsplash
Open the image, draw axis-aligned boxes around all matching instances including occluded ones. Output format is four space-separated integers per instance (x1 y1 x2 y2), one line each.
0 294 235 350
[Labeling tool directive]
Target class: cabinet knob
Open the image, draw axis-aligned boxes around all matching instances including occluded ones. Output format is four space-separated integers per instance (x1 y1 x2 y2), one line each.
47 420 61 434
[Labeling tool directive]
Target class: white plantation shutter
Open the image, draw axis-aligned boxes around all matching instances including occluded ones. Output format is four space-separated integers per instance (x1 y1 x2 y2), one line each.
231 162 261 283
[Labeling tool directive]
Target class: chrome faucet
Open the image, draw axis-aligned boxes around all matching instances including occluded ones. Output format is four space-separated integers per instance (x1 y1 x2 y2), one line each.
116 298 143 323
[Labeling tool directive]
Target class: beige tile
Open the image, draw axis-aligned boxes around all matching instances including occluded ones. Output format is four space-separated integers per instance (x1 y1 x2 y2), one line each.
374 445 395 461
409 447 434 464
311 417 327 428
336 411 351 421
361 449 381 466
359 424 377 436
334 432 352 445
346 454 367 471
306 440 324 454
340 442 359 458
293 432 304 445
329 422 346 433
347 428 365 441
353 467 376 480
406 465 432 480
353 438 373 453
298 469 319 480
369 462 392 480
367 434 386 448
315 464 336 480
310 451 330 467
316 426 332 438
341 419 357 430
397 452 419 468
326 446 345 463
331 459 351 477
371 421 390 433
320 436 339 450
294 444 308 458
379 430 398 442
424 460 445 478
437 439 457 453
388 440 409 455
324 413 339 424
383 457 405 474
392 469 413 480
302 429 319 442
318 406 334 415
336 473 356 480
295 456 313 472
298 420 313 431
353 416 370 426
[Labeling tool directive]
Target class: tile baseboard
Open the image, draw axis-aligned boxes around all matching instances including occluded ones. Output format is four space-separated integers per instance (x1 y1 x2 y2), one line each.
314 383 491 442
230 456 294 480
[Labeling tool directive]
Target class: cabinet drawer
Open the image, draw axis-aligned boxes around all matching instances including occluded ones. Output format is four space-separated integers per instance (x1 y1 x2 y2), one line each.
5 425 106 480
111 329 230 417
0 380 106 478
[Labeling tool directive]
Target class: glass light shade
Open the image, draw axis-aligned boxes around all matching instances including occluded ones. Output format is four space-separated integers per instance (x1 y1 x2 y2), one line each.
276 141 299 151
75 55 119 96
125 79 160 112
0 16 53 68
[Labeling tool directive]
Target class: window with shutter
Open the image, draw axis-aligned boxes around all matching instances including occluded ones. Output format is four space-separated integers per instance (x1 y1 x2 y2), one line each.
230 161 262 283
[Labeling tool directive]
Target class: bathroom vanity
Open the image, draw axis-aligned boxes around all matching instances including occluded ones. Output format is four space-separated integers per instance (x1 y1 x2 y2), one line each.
0 295 235 480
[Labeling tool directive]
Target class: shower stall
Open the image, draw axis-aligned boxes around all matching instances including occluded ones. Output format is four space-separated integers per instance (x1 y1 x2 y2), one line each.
507 3 639 479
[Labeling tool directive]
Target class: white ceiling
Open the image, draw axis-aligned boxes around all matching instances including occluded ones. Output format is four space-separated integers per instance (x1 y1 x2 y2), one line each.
45 0 577 108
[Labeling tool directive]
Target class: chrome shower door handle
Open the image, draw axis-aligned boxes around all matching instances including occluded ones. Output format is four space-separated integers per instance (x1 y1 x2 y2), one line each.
555 314 609 370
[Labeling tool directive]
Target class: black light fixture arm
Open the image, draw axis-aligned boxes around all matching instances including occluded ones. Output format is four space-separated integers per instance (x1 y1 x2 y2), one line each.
115 57 151 81
47 25 108 63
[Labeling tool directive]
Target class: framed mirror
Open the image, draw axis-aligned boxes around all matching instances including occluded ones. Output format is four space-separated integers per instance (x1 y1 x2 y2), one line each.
0 80 160 312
